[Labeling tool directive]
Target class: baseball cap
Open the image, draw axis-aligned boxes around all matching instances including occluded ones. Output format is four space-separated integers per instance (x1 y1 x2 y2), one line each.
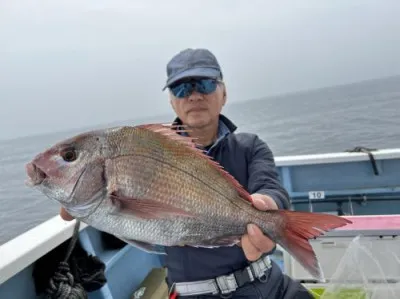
162 48 223 90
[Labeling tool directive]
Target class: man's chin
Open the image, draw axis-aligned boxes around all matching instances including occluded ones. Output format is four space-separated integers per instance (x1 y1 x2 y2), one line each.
186 117 210 129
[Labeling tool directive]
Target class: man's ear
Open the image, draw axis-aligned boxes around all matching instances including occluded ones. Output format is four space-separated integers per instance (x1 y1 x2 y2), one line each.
222 86 227 105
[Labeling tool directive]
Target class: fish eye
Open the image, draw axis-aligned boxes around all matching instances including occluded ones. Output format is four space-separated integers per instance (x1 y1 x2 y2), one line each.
61 148 77 162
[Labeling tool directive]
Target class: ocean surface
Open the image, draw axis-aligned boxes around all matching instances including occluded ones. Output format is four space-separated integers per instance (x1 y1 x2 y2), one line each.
1 75 399 245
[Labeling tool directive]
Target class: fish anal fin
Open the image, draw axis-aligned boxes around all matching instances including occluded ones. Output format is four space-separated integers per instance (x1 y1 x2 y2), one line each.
109 191 196 220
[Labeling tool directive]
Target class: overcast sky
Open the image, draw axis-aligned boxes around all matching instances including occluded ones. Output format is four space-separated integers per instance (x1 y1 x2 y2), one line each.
1 0 399 140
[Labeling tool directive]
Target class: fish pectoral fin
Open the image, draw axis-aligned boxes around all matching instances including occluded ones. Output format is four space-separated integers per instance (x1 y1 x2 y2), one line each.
118 237 166 255
108 191 196 219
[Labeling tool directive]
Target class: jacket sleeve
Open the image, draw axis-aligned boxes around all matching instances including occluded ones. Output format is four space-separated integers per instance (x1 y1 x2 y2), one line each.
247 135 291 210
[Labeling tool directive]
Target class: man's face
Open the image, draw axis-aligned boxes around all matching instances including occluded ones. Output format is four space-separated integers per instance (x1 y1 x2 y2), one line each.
169 77 226 128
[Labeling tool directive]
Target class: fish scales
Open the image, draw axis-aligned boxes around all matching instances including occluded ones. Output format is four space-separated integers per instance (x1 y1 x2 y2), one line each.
107 126 245 203
104 126 255 219
103 154 255 243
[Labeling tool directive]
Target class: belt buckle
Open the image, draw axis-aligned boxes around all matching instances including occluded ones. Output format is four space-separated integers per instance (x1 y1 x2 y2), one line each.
215 266 253 296
215 273 237 295
233 267 253 287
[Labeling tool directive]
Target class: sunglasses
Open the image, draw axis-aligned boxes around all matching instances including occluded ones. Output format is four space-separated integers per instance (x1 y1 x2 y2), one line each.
169 78 221 98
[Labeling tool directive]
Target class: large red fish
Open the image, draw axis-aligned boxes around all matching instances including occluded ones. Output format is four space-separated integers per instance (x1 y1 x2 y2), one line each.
25 123 351 280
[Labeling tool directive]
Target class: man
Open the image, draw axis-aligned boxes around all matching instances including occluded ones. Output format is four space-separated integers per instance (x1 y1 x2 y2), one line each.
60 48 313 298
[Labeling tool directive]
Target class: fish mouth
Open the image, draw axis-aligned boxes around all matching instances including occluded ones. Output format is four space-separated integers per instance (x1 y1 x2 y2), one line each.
25 162 47 186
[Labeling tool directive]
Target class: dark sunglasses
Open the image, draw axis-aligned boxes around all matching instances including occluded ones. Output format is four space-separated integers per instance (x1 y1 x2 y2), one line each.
169 78 221 98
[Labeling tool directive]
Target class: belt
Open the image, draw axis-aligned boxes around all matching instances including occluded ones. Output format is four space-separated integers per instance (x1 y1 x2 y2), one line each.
170 255 272 297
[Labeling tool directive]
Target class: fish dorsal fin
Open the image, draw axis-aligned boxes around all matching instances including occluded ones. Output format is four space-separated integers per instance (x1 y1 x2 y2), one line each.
137 123 198 148
136 123 253 204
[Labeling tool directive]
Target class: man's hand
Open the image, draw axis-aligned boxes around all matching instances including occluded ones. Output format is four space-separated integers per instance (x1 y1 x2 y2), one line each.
240 193 278 261
60 207 75 221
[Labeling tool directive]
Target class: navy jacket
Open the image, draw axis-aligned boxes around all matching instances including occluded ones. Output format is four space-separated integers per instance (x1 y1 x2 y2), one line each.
165 114 291 284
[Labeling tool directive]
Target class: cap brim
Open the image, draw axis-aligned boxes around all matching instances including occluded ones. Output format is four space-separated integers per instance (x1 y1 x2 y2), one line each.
162 67 221 91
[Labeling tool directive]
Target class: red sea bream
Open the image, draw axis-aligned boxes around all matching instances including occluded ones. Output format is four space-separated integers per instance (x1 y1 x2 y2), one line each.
25 123 352 280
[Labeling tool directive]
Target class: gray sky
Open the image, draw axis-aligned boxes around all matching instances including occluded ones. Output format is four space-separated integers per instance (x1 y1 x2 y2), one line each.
1 0 399 140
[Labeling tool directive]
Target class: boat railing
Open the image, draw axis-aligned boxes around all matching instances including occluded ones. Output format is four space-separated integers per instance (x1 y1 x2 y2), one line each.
0 216 87 285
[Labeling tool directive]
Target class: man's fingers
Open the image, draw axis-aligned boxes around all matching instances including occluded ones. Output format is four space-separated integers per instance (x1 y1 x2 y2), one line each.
241 224 276 261
252 197 269 211
241 234 262 261
251 194 278 211
247 224 275 253
60 207 74 221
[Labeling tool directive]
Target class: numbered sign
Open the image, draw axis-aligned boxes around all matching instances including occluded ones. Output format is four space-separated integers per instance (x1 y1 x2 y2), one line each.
308 191 325 200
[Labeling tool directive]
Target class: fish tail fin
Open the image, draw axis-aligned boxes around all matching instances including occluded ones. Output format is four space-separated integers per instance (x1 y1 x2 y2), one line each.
273 210 352 281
